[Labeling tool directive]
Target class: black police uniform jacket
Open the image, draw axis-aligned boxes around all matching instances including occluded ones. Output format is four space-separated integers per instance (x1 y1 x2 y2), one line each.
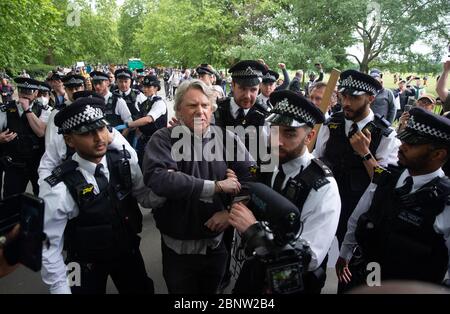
104 92 125 127
214 97 269 163
2 100 45 163
45 149 142 263
138 95 167 140
355 167 450 284
322 112 392 237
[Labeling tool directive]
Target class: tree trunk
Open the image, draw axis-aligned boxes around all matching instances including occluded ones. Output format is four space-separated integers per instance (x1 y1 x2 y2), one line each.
44 47 55 65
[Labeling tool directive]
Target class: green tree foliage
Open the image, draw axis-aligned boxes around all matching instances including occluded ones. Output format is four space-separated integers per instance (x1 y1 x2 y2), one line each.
1 0 448 74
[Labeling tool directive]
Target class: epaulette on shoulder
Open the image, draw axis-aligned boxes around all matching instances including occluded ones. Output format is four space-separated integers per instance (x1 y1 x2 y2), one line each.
373 113 393 136
132 88 141 94
325 111 344 127
44 159 79 187
372 165 392 186
153 96 162 102
253 101 270 117
309 158 333 190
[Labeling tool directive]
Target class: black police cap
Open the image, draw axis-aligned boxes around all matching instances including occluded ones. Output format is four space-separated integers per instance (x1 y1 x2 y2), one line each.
397 107 450 146
196 65 215 76
90 71 109 81
267 90 325 128
55 97 108 134
115 68 133 79
229 60 267 87
142 75 161 90
262 70 279 83
14 77 41 90
61 74 85 87
338 69 382 96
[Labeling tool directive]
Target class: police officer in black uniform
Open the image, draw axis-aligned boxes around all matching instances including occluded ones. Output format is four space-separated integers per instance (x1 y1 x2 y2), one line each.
214 60 271 163
113 68 146 145
313 70 400 247
126 75 167 167
0 77 51 198
337 107 450 289
229 90 341 294
90 70 132 129
40 96 165 294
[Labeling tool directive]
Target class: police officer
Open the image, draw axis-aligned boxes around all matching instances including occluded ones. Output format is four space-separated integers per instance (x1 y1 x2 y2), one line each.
229 90 341 294
0 77 51 198
313 70 399 246
113 68 146 144
196 64 225 99
90 71 132 129
257 69 279 110
214 60 270 162
337 107 450 288
213 60 271 290
113 68 146 120
46 71 67 110
40 97 165 294
126 75 167 167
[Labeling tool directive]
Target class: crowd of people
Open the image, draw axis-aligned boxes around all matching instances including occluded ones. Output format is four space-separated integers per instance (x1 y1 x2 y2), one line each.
0 58 450 295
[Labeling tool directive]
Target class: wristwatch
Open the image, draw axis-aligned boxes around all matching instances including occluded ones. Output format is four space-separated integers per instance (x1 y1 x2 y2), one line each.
361 152 373 161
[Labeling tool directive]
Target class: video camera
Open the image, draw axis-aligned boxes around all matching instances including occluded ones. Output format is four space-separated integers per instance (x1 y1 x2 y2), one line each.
0 193 46 272
233 182 312 294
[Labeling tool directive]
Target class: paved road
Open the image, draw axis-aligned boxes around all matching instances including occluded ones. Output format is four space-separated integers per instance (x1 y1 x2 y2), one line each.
0 83 340 293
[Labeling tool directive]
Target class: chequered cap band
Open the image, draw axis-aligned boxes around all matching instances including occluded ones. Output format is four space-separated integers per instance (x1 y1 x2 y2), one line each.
65 78 84 85
272 98 316 125
17 82 39 90
339 75 377 94
262 73 276 81
61 105 104 131
232 66 263 78
407 116 450 141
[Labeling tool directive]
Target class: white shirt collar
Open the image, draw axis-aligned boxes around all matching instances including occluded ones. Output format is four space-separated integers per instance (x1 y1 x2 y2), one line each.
344 109 374 135
120 89 131 97
279 149 313 177
398 168 445 192
230 98 250 119
72 153 109 177
104 91 112 102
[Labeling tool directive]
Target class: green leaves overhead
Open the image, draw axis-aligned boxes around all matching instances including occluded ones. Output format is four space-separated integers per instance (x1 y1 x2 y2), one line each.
1 0 449 73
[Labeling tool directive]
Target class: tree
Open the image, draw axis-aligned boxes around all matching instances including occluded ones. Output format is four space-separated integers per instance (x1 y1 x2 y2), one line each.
347 0 450 73
118 0 150 60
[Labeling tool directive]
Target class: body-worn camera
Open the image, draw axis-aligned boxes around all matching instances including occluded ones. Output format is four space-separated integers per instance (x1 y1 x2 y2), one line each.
0 193 46 271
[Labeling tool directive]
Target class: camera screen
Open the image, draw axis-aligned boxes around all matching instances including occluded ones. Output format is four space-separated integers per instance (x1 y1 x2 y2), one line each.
267 262 303 294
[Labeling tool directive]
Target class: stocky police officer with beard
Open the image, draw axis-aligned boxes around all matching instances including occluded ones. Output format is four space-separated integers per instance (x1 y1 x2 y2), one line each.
337 107 450 289
229 90 341 294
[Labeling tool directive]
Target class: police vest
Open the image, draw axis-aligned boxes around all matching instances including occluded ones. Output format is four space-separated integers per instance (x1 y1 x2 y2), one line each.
355 167 450 283
44 149 143 263
121 89 141 120
104 93 123 127
214 98 269 163
322 112 392 195
2 101 45 161
138 96 168 138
